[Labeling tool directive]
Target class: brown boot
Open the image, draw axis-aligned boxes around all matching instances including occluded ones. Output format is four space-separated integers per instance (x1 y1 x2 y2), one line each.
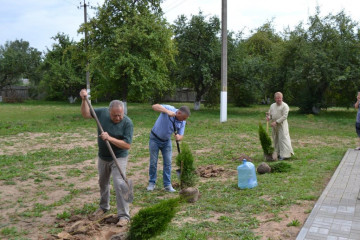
116 218 130 227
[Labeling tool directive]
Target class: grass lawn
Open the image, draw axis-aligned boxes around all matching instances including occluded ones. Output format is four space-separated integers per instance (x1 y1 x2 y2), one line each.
0 101 356 240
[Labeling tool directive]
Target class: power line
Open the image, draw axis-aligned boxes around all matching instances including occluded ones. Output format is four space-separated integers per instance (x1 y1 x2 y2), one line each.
163 0 191 14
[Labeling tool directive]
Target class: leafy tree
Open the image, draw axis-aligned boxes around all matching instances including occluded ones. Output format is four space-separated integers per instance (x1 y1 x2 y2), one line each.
85 0 176 102
324 11 360 108
173 12 221 110
0 39 42 89
39 33 85 100
230 22 282 107
284 9 360 113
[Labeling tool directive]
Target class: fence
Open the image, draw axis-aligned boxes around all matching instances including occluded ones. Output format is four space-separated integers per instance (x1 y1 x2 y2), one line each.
163 88 201 102
1 86 29 102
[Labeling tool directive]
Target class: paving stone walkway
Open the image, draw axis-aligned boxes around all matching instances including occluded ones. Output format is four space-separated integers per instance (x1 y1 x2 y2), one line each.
297 149 360 240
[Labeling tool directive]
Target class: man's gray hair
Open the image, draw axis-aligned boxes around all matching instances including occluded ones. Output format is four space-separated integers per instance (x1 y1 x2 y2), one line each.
109 100 124 110
274 92 283 98
179 106 191 116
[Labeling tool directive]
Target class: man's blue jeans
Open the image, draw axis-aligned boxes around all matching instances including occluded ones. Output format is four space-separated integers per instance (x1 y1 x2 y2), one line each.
148 134 173 187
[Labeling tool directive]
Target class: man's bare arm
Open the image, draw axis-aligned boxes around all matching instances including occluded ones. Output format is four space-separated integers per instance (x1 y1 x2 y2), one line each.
80 89 92 119
152 104 175 117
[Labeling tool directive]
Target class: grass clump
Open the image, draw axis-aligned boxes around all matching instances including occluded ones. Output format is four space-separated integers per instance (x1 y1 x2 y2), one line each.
56 211 71 220
176 142 197 189
128 198 179 240
270 162 292 173
287 219 301 227
258 123 274 155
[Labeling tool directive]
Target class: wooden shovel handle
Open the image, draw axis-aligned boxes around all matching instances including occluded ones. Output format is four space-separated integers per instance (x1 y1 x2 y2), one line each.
85 98 129 185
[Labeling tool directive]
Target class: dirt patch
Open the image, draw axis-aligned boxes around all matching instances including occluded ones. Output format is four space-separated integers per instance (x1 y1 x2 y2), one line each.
196 165 225 178
0 158 100 237
232 153 254 162
293 136 353 148
0 131 97 155
41 214 128 240
254 201 315 240
194 148 213 154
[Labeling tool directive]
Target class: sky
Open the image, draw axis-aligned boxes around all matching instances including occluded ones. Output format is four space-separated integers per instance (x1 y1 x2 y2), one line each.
0 0 359 53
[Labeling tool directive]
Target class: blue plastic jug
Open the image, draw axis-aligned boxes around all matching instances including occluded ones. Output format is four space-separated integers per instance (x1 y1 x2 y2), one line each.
237 159 258 189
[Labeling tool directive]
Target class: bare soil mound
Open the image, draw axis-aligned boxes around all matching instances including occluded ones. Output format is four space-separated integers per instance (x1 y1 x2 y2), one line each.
42 214 128 240
196 165 225 178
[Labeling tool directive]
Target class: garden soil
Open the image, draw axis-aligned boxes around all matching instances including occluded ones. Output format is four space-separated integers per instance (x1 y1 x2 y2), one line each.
0 132 316 240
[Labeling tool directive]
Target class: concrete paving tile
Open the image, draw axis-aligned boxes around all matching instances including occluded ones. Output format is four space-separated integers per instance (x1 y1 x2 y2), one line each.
297 150 360 239
306 232 329 239
314 217 334 224
350 223 360 230
333 219 352 226
337 206 355 214
325 237 339 240
313 222 332 228
349 233 360 239
320 206 338 214
327 231 350 238
334 214 355 220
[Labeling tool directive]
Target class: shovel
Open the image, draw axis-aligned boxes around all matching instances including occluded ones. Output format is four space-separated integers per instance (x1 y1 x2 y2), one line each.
85 97 134 203
171 118 182 184
265 111 270 133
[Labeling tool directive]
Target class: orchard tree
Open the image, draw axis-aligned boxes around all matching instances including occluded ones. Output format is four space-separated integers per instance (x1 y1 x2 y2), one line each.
39 33 85 100
85 0 176 103
229 22 282 107
0 39 42 89
284 9 360 113
173 12 221 110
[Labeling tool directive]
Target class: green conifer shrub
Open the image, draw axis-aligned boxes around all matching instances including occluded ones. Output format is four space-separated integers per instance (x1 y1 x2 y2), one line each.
269 162 292 173
127 198 179 240
176 142 197 189
258 123 274 155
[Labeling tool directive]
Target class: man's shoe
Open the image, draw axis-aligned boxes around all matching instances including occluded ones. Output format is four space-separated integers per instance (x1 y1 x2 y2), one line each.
147 183 156 191
278 156 284 160
117 218 130 227
164 185 176 193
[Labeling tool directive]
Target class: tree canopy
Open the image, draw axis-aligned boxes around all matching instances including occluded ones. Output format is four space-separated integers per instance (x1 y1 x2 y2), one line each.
86 0 176 102
2 6 360 113
0 39 42 89
39 33 85 100
172 12 221 110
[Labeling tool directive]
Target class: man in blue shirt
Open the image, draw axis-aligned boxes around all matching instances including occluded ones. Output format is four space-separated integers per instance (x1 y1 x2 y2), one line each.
147 104 190 192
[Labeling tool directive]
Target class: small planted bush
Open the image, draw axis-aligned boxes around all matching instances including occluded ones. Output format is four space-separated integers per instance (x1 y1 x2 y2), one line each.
176 142 197 189
128 198 179 240
258 123 274 159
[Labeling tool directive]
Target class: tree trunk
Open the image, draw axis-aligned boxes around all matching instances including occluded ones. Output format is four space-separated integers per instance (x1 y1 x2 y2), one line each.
194 101 201 110
122 101 128 115
179 187 200 203
122 81 128 115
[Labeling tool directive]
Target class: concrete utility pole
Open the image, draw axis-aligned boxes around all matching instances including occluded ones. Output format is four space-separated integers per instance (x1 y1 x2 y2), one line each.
79 0 91 101
220 0 228 122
